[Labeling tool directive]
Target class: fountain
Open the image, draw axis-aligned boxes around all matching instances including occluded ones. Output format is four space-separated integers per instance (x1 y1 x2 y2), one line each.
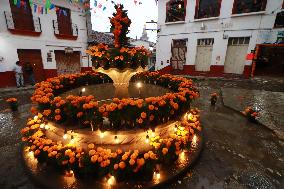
21 4 203 189
87 4 148 98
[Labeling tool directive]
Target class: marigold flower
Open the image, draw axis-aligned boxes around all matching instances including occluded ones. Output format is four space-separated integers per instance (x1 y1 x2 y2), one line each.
137 158 145 166
43 109 51 116
88 143 95 149
149 114 155 121
148 105 154 110
99 106 105 113
137 118 143 124
119 161 126 169
114 163 119 170
77 112 83 118
54 115 61 121
162 148 168 155
141 112 147 119
144 153 149 159
129 158 135 166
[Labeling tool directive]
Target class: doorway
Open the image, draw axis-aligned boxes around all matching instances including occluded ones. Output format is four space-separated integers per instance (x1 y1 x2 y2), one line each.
195 38 214 71
54 50 81 75
224 37 250 74
170 39 187 70
17 49 45 85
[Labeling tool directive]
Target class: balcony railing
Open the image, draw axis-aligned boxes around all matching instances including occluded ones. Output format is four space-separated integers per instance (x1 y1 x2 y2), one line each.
4 11 41 35
52 20 78 40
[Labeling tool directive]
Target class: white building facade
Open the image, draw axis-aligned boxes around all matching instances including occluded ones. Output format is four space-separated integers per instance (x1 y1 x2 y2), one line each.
156 0 284 78
0 0 92 87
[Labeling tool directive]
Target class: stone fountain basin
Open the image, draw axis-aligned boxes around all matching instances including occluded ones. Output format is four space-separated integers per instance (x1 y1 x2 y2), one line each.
21 132 203 189
45 119 180 152
60 83 172 100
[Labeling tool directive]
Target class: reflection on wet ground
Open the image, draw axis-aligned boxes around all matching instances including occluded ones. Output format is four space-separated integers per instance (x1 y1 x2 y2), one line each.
0 77 283 189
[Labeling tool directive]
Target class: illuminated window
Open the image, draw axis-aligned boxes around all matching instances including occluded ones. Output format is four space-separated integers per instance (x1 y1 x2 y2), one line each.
232 0 267 14
195 0 222 19
166 0 186 22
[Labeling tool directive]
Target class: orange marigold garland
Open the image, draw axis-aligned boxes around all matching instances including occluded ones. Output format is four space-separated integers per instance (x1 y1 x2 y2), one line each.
21 109 202 180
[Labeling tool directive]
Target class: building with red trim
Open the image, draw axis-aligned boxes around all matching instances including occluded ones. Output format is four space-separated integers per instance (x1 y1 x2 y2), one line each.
0 0 92 87
156 0 284 78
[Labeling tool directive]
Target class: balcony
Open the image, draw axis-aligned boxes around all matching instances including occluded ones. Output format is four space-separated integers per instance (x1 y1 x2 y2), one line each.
52 20 78 40
4 11 41 36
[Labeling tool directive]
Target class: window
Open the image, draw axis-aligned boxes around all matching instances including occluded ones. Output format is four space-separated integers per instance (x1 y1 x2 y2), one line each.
232 0 267 14
228 37 250 45
274 11 284 28
197 38 214 46
56 7 72 35
195 0 222 19
9 0 34 31
166 0 186 22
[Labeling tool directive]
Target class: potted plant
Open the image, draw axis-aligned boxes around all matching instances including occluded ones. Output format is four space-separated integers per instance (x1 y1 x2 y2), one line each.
6 98 18 111
242 106 259 122
210 92 218 105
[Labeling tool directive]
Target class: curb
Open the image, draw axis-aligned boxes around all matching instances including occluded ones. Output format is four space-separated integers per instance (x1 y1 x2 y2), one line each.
0 86 34 95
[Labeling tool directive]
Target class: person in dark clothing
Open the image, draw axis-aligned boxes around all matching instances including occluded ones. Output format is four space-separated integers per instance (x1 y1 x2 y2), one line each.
24 62 35 85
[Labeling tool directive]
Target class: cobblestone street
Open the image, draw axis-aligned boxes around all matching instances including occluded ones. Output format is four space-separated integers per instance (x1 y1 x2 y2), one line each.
0 77 283 189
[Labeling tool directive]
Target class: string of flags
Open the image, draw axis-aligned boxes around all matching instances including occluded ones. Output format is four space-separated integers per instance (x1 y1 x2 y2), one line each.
92 0 143 14
12 0 89 15
12 0 157 15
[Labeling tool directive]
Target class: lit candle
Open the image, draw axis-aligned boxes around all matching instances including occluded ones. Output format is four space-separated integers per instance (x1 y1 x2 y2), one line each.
156 172 161 179
44 124 49 130
99 129 105 138
154 171 161 180
145 134 149 143
107 176 116 186
28 151 34 158
179 151 185 161
137 82 142 97
174 124 178 132
114 135 118 143
136 82 142 88
188 113 194 121
151 129 155 137
70 135 75 144
34 115 38 121
192 135 198 147
63 129 68 140
40 123 45 129
81 88 86 93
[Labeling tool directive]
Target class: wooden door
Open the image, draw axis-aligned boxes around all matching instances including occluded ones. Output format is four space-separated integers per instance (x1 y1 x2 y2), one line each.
17 49 45 84
224 37 250 74
171 39 187 70
56 7 72 35
195 38 214 71
55 51 81 75
9 0 34 31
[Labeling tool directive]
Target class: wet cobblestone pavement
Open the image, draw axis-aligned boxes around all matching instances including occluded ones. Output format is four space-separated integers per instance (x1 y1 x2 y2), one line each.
0 77 283 189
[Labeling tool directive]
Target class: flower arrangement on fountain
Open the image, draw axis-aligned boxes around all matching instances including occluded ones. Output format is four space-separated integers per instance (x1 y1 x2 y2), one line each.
86 4 151 69
21 108 201 180
22 3 202 184
30 71 199 130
